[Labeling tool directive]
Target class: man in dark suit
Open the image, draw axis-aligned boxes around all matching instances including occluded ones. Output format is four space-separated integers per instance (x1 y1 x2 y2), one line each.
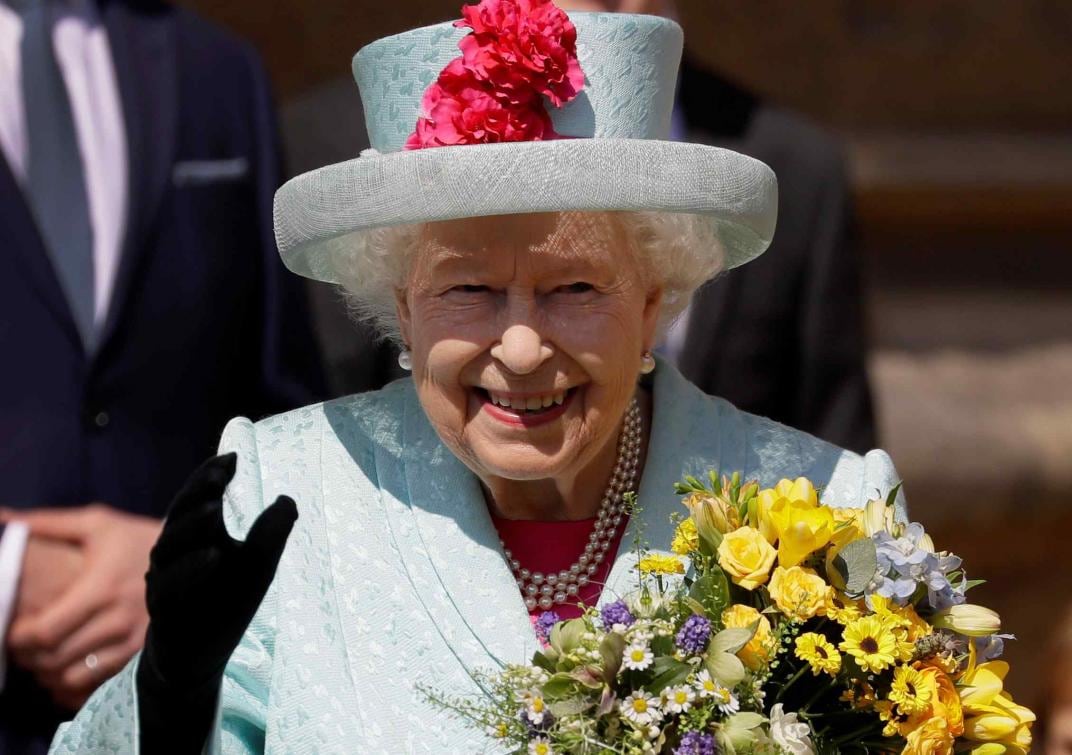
0 0 324 749
670 58 876 453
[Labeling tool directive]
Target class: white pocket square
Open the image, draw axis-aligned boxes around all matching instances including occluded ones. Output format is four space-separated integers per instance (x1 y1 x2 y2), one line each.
172 157 249 186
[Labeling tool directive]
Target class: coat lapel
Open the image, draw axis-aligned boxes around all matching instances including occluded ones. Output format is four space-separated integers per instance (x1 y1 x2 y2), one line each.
97 0 177 352
393 386 536 677
0 146 83 350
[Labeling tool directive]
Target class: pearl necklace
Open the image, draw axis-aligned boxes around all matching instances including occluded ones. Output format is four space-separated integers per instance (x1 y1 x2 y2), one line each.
501 397 642 611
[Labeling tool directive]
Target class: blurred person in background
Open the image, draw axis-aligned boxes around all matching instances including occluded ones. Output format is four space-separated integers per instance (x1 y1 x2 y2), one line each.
1043 605 1072 754
545 0 876 452
0 0 324 750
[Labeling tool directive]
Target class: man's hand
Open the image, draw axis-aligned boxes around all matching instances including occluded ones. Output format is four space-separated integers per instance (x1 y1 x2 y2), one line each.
0 505 161 710
11 535 84 621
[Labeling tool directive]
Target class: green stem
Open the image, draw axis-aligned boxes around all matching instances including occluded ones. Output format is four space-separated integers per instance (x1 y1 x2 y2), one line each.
774 664 810 704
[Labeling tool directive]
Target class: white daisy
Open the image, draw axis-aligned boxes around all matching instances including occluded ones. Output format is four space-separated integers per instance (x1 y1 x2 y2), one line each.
663 684 696 714
620 690 663 725
622 642 655 671
528 736 554 755
716 690 740 716
693 669 720 698
522 690 549 725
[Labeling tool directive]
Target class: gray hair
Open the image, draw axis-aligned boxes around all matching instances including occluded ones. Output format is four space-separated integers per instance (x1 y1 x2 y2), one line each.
330 211 725 344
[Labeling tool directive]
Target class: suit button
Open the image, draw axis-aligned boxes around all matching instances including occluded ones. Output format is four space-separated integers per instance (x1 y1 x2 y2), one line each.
93 411 110 428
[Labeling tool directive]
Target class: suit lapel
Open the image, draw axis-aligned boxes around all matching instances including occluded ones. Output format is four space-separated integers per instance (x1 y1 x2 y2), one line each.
0 152 82 350
97 0 177 351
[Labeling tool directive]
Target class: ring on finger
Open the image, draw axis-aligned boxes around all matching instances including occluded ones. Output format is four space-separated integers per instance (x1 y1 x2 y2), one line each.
83 653 99 671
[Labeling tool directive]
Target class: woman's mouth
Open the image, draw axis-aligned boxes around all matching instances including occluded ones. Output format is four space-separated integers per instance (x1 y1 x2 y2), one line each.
476 387 577 427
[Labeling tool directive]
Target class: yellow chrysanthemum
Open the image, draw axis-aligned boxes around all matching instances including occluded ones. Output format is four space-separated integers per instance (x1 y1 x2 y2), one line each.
637 554 685 575
890 665 934 715
671 518 700 555
794 633 841 676
840 615 900 673
840 679 877 710
824 591 864 624
868 595 928 659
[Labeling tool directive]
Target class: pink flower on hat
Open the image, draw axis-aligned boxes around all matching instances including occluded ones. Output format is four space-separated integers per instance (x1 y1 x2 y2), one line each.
405 0 584 150
456 0 585 108
404 61 556 149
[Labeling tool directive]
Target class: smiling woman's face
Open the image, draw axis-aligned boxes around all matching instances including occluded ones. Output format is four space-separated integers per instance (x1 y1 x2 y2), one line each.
396 211 662 486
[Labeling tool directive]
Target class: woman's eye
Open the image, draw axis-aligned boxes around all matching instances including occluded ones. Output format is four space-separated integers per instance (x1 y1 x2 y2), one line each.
449 284 489 294
556 282 594 294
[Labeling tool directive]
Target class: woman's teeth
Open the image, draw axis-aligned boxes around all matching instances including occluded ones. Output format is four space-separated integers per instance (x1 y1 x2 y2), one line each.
486 390 567 412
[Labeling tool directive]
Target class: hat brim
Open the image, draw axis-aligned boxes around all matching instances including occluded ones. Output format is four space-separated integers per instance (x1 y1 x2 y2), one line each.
273 138 778 284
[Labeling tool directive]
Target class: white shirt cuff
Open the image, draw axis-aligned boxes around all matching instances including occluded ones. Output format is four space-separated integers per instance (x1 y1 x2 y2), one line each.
0 522 29 690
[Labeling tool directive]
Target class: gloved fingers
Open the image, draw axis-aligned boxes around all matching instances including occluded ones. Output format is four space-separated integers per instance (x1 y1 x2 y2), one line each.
241 495 298 579
164 454 237 528
149 497 229 568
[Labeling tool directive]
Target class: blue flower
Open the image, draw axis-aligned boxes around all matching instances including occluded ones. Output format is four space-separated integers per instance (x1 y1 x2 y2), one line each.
675 731 717 755
534 611 561 644
600 601 635 630
675 614 711 655
974 633 1015 662
870 524 966 609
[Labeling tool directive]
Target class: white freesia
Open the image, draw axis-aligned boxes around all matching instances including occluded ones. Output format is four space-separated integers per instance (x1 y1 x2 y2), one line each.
769 703 815 755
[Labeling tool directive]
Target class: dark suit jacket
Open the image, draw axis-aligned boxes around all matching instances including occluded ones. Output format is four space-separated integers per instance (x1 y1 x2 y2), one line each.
674 60 876 453
0 1 324 748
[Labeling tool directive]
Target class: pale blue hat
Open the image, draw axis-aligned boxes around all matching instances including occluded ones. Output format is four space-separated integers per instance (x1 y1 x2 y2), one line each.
273 12 778 284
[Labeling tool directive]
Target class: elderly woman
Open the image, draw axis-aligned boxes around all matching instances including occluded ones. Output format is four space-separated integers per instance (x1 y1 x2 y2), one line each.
51 4 904 753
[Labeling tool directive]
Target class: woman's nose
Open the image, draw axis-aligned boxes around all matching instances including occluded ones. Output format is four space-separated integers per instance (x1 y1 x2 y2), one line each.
490 324 553 375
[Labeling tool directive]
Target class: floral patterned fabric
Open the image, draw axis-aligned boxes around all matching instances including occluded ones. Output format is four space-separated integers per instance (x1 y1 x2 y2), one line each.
49 360 905 753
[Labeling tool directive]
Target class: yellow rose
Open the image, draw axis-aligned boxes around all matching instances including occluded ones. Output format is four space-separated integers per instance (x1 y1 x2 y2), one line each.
903 716 955 755
767 565 830 621
769 496 835 568
683 491 740 546
717 526 777 590
671 518 700 555
721 604 775 670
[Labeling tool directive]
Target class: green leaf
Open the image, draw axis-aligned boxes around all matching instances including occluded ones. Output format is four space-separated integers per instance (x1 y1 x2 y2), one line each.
705 649 745 687
689 569 730 617
569 665 604 690
549 697 591 717
598 632 625 684
962 578 987 591
549 618 587 656
531 650 557 673
885 482 903 510
684 597 709 618
831 537 879 597
647 658 692 694
709 625 756 656
542 672 580 700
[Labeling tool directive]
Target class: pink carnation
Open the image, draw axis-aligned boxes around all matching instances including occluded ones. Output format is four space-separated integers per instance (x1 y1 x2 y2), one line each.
404 61 556 149
456 0 585 107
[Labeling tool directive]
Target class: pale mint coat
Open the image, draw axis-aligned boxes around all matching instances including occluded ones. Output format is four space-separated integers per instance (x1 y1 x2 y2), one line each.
50 364 905 754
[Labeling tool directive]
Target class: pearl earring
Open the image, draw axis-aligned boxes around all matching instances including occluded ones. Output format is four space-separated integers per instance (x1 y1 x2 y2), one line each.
397 348 413 371
640 350 656 374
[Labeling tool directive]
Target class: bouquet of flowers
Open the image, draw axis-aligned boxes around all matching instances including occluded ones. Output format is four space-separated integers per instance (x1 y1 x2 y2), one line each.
426 472 1035 754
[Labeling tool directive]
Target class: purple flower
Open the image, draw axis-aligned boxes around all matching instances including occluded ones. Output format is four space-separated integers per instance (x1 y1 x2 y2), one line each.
675 731 717 755
675 614 711 655
600 600 635 630
534 611 561 644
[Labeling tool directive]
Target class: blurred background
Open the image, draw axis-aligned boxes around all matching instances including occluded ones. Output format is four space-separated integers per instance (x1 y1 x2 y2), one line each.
184 0 1072 712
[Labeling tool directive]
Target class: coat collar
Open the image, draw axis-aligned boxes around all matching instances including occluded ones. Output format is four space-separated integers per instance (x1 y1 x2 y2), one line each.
390 360 727 678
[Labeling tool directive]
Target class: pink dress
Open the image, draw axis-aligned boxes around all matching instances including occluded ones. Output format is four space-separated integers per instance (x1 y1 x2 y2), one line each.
491 511 630 621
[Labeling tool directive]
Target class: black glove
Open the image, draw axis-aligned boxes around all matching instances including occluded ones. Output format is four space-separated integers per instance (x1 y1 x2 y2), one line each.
136 453 297 754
